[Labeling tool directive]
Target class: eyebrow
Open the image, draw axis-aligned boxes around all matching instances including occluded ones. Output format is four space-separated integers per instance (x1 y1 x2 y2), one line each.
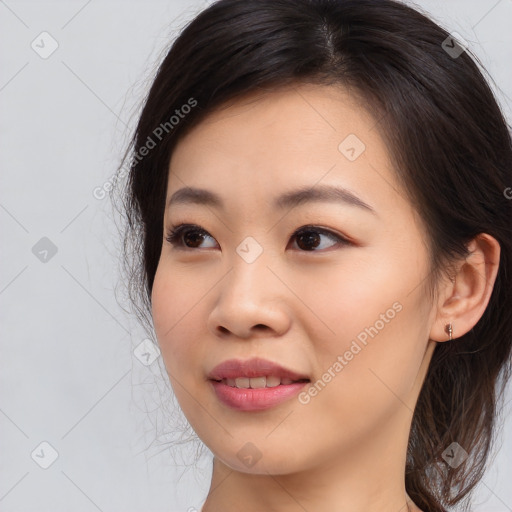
166 184 376 214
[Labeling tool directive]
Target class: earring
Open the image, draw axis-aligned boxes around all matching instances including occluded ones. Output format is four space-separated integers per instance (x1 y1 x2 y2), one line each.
445 323 453 341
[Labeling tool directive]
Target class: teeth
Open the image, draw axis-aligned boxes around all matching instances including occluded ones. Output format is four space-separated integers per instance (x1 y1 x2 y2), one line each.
221 376 299 388
247 376 266 388
235 377 250 388
265 376 281 387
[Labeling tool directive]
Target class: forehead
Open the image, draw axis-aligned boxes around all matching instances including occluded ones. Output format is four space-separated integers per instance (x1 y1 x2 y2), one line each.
171 84 381 169
166 83 404 217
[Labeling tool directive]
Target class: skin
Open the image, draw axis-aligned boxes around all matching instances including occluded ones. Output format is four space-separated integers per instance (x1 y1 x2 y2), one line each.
150 83 500 512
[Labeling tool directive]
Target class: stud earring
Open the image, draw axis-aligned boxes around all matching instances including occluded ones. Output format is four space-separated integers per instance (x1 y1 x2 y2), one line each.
445 323 453 341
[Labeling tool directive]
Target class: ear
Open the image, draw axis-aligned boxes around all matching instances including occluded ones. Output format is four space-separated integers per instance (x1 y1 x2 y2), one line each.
429 233 501 342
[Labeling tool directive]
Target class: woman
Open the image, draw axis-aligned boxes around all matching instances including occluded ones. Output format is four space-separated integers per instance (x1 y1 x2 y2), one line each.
116 0 512 510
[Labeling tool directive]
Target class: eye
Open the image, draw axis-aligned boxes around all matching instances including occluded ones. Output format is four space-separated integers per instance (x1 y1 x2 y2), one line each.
165 223 351 252
289 225 351 251
165 224 217 249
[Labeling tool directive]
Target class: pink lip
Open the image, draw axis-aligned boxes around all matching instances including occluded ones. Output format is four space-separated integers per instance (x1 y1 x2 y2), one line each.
207 357 310 411
210 380 308 411
207 357 309 381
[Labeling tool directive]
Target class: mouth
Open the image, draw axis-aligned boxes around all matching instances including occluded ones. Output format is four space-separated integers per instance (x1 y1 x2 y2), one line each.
207 357 311 411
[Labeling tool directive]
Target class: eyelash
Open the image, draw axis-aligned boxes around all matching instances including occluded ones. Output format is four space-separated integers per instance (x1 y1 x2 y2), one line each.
165 223 352 252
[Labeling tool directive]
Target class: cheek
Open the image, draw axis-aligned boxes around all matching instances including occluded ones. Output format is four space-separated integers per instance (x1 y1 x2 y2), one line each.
310 239 432 385
151 264 214 426
151 264 201 377
306 247 418 341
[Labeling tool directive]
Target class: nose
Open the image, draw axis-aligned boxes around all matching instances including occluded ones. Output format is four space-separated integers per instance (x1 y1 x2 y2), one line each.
206 254 292 340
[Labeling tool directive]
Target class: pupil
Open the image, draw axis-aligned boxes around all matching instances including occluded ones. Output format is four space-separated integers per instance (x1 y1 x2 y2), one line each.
184 231 203 247
297 231 320 251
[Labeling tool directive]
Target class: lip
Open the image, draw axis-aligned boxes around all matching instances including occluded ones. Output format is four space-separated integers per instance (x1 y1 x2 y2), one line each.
207 357 310 411
207 357 310 381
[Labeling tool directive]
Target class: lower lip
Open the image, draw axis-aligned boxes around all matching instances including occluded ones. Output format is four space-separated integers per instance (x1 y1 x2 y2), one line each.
210 380 309 411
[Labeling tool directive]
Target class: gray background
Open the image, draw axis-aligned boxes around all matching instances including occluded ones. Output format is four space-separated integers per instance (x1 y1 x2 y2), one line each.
1 1 511 511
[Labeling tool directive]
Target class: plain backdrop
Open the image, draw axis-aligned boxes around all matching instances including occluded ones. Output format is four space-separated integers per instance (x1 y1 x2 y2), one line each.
1 1 511 511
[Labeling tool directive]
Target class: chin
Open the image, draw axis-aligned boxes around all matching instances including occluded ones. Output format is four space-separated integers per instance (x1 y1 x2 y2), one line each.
212 442 311 476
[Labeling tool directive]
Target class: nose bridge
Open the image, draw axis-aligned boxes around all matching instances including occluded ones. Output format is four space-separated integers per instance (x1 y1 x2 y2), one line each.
235 234 266 266
225 235 275 304
208 237 290 337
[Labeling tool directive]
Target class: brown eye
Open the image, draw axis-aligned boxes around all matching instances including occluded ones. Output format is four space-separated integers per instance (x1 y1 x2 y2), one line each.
165 224 217 249
182 230 207 248
165 224 351 252
291 227 348 252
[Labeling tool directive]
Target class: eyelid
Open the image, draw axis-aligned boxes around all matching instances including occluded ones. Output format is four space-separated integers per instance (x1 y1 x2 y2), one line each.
165 222 353 251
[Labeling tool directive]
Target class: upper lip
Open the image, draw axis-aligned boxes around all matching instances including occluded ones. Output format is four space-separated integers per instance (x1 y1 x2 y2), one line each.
208 357 310 381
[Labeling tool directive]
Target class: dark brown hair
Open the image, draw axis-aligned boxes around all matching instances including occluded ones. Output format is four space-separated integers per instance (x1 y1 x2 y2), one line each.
114 1 512 510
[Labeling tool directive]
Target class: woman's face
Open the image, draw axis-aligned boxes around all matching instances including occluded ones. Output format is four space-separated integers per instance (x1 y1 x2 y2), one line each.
151 84 439 477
